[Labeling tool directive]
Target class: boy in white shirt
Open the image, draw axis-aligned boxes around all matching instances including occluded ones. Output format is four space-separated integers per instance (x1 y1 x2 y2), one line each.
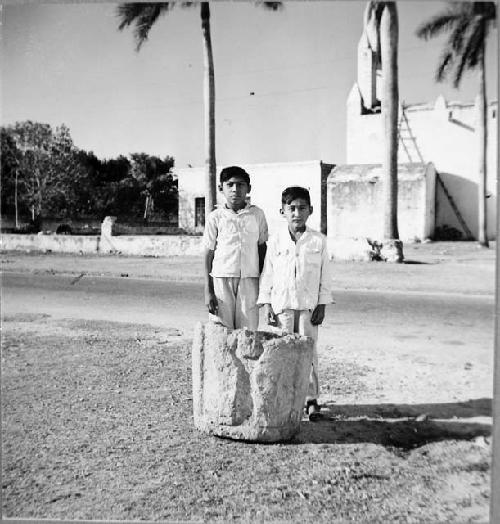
257 186 333 421
203 166 268 330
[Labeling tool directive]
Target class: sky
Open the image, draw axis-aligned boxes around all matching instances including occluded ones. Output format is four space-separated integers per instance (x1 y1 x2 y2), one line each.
1 1 498 169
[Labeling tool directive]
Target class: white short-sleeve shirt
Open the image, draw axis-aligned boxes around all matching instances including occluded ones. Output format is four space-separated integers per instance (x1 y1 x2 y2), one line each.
203 204 268 278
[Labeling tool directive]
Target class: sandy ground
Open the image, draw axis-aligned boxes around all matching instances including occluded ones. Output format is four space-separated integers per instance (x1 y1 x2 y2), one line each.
0 241 496 521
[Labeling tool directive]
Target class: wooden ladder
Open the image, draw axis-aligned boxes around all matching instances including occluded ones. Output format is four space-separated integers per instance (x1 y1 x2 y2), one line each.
398 105 424 163
435 173 474 240
398 105 474 240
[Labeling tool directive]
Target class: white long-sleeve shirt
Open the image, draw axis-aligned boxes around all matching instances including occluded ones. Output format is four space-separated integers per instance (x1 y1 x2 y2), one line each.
257 226 333 314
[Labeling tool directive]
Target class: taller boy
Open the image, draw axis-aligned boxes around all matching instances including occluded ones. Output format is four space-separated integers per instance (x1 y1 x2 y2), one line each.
203 166 268 330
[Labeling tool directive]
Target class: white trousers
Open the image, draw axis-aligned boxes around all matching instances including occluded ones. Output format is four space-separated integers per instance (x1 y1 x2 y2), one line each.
210 277 259 330
276 309 319 402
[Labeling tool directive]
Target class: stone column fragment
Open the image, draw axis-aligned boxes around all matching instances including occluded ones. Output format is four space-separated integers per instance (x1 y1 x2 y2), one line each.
192 322 314 442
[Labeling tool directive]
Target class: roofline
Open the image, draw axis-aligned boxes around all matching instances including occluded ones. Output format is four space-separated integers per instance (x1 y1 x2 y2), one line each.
174 159 335 173
332 162 432 169
404 99 498 112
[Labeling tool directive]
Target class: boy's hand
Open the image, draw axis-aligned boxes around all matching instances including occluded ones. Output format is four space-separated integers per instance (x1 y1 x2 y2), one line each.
205 291 218 315
311 304 326 326
263 304 277 326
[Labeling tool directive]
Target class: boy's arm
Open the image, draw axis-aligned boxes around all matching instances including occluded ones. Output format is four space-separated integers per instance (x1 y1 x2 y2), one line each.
204 248 218 315
257 240 273 306
311 237 334 326
257 208 269 274
257 239 277 325
310 304 325 325
203 212 218 315
258 242 267 274
317 236 334 305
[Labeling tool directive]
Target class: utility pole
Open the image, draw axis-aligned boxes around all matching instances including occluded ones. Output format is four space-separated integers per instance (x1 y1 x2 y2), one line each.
14 169 19 229
491 152 500 524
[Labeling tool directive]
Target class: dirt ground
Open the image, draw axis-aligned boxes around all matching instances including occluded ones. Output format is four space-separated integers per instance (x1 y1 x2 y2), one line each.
1 241 495 522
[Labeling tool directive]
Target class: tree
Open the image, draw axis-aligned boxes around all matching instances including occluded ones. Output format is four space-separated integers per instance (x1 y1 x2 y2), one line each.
365 1 400 241
0 128 22 225
416 2 497 248
97 155 133 218
71 149 104 217
45 124 88 218
1 122 178 223
128 153 175 220
3 121 87 226
7 121 54 225
116 2 281 222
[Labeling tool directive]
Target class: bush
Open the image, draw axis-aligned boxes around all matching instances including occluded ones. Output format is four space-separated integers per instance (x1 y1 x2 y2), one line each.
56 224 72 235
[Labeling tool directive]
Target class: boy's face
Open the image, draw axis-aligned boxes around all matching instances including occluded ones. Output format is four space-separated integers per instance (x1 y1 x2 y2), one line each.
281 197 313 232
220 176 250 211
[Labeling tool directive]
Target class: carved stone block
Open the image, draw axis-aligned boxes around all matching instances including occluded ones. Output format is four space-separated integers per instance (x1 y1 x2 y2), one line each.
192 322 314 442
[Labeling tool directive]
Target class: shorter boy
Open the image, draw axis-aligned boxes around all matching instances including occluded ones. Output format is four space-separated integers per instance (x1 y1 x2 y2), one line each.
203 166 268 330
257 186 333 420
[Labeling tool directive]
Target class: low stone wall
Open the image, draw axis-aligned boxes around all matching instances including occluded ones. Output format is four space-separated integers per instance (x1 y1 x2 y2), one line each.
1 234 100 254
99 234 203 256
0 234 204 257
114 225 183 236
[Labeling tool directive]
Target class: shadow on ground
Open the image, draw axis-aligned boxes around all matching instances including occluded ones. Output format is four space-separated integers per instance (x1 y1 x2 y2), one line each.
323 398 491 418
295 398 492 449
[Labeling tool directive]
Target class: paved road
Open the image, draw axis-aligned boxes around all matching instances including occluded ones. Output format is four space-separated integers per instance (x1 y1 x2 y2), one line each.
3 271 495 404
3 271 493 347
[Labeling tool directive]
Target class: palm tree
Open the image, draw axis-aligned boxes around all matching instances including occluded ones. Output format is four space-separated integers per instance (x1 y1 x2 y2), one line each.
365 1 400 241
416 2 497 248
117 2 281 222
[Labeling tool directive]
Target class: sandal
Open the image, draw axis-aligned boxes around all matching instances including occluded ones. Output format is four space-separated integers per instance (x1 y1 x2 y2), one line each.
305 400 323 421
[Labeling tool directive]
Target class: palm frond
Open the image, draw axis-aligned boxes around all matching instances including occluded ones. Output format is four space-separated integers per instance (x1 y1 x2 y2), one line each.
452 17 485 86
418 1 496 88
465 20 487 68
416 11 462 40
455 13 475 52
473 1 497 22
117 2 173 51
256 2 283 11
435 49 454 82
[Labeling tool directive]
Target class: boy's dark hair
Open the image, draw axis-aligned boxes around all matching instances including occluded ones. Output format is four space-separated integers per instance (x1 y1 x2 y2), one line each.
219 166 251 185
282 186 311 206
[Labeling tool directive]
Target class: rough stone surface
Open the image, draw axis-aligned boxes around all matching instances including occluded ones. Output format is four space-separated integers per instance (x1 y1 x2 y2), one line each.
101 216 117 237
328 238 375 261
379 239 404 263
192 322 314 442
328 237 404 263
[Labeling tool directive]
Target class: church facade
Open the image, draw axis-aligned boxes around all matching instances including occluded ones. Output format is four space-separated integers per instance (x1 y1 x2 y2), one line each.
176 19 497 241
340 24 498 240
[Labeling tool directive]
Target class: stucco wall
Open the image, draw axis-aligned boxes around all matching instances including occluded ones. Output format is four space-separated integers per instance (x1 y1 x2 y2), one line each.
346 93 498 239
1 234 100 254
1 234 203 257
99 235 203 256
327 163 436 242
176 161 334 235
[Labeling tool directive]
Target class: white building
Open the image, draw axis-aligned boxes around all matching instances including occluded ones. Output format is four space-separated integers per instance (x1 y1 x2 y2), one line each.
176 160 334 236
328 162 436 242
344 26 498 240
177 22 497 241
